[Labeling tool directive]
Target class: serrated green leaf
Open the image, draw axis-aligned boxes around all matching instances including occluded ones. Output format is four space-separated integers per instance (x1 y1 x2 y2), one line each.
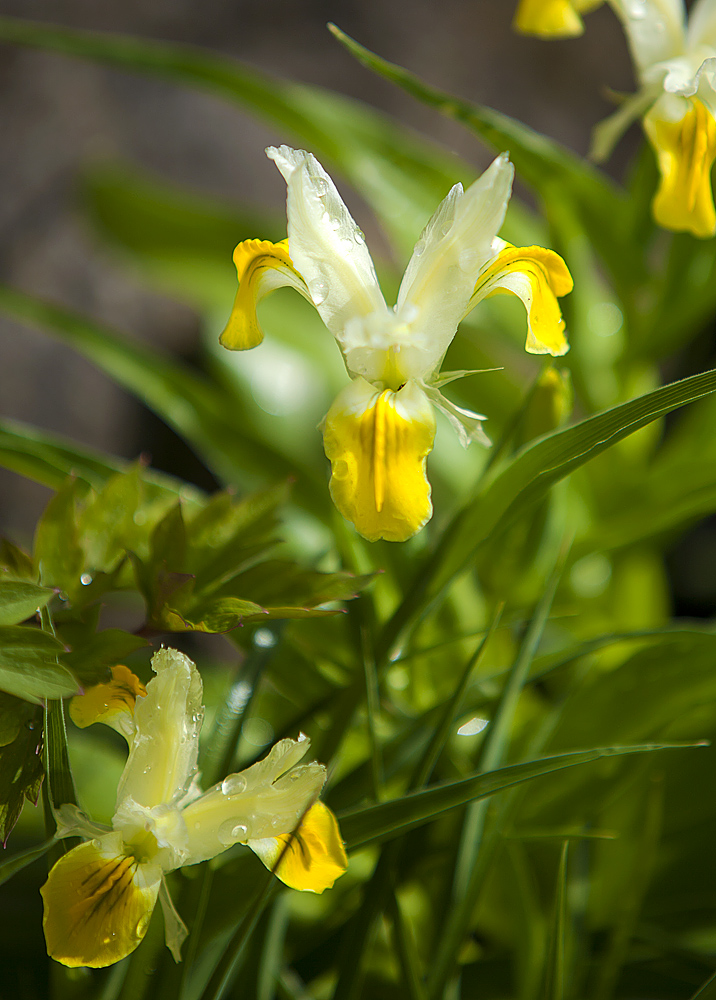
0 709 43 844
0 581 54 627
60 629 149 686
338 744 701 852
0 626 79 703
33 477 86 598
177 597 268 633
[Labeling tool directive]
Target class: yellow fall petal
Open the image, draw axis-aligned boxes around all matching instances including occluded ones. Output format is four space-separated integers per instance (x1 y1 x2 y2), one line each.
474 244 573 355
249 802 348 894
41 838 161 968
645 99 716 239
513 0 601 37
219 238 310 350
69 665 147 738
322 379 436 543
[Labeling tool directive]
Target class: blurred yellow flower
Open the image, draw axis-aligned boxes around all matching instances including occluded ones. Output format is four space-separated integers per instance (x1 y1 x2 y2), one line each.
221 146 572 542
513 0 603 37
42 652 346 969
593 0 716 237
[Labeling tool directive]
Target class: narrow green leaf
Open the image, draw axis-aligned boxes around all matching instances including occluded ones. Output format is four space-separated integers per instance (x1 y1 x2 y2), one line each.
0 838 53 887
338 743 702 852
0 626 78 703
327 24 632 281
0 581 54 627
383 368 716 655
690 970 716 1000
544 842 569 1000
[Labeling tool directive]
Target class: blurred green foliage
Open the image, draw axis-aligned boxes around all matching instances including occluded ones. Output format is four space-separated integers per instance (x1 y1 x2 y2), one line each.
0 13 716 1000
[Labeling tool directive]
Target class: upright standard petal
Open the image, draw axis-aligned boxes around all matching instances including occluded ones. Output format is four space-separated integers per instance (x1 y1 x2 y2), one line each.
644 96 716 236
513 0 602 37
117 648 204 811
471 243 573 355
41 834 162 968
266 146 388 339
69 665 147 741
322 378 436 543
395 155 514 379
220 239 312 350
688 0 716 48
248 802 348 893
608 0 687 78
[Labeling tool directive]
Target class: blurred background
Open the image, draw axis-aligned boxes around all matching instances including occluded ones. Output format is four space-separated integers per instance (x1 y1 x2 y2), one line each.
2 0 711 614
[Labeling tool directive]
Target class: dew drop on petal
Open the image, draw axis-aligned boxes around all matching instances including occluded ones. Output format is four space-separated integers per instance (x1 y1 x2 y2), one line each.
441 219 454 237
458 249 480 273
313 176 328 196
309 277 329 306
221 774 248 796
80 573 93 586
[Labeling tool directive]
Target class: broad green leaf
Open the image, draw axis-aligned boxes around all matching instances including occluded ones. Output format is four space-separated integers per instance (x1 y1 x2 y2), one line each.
60 629 149 686
0 626 79 703
327 25 633 284
338 743 698 852
384 368 716 652
171 596 268 634
0 710 43 844
33 477 85 598
0 538 35 581
0 581 54 627
0 692 34 747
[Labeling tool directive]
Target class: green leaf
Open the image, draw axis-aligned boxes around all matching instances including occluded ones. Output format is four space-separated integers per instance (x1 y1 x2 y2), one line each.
0 538 35 581
0 838 53 887
339 743 699 852
173 596 268 633
60 629 149 686
0 708 43 844
0 692 35 747
384 368 716 652
0 287 329 515
0 416 204 503
0 626 79 703
327 24 632 281
0 581 54 627
33 476 86 598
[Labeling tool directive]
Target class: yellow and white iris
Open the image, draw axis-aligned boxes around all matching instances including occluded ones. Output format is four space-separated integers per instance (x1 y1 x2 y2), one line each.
593 0 716 237
41 651 346 968
220 146 572 543
513 0 603 37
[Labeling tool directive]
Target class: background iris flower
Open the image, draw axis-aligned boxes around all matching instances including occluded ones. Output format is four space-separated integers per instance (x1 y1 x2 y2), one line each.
220 146 572 542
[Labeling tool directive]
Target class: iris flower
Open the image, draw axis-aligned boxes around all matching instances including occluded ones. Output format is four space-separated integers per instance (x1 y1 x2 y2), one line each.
592 0 716 238
513 0 603 37
41 650 346 968
220 146 572 542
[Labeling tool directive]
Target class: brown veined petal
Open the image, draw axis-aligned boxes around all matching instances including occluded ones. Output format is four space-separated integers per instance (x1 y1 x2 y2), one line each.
69 665 147 740
322 378 436 543
219 238 311 350
248 802 348 894
471 243 573 356
645 98 716 239
41 836 161 968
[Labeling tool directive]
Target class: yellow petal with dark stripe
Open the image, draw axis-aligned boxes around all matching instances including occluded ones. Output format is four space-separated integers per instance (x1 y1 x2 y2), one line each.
513 0 599 37
219 238 310 350
249 802 347 894
474 244 572 355
41 838 161 968
645 100 716 239
322 378 436 543
69 665 147 738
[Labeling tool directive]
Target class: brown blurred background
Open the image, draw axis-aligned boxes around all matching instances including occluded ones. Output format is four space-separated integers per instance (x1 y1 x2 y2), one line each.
0 0 637 540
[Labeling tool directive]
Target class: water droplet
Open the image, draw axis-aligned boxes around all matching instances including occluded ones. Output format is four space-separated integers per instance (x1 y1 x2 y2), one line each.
221 774 247 796
412 240 425 258
297 731 308 742
80 573 93 586
441 219 454 237
309 277 329 306
329 216 342 231
458 249 480 273
58 591 68 603
313 176 328 196
142 765 152 775
271 816 283 829
218 819 249 846
254 628 276 649
134 914 150 939
354 229 365 244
